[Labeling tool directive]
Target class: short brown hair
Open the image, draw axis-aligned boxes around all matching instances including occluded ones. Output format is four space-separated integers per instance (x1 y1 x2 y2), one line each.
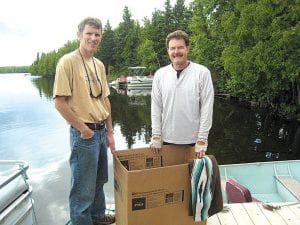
165 30 189 49
78 17 102 33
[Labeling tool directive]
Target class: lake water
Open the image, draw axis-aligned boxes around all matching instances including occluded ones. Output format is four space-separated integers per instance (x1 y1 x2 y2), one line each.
0 73 299 224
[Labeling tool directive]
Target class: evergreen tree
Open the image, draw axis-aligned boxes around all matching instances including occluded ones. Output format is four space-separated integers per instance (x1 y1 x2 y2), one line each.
121 23 141 68
149 9 169 66
137 38 159 74
96 21 116 75
173 0 192 32
220 0 300 114
114 6 136 73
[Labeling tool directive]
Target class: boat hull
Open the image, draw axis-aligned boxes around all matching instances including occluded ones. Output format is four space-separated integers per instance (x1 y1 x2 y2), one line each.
219 160 300 203
0 189 34 225
0 161 34 225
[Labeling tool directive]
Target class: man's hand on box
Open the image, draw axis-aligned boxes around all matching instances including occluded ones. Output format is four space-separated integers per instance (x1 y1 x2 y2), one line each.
195 138 207 158
150 135 162 154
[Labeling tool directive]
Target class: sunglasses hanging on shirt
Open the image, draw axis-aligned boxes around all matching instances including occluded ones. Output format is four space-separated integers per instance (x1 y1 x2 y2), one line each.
79 50 103 98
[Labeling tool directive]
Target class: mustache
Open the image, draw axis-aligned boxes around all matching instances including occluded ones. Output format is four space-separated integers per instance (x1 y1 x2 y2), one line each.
172 54 183 57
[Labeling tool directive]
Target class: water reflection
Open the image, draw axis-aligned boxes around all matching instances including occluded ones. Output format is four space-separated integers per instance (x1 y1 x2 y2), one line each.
30 75 54 100
109 87 152 149
27 75 300 163
208 98 299 164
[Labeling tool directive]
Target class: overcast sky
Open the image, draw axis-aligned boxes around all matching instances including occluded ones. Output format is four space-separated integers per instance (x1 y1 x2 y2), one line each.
0 0 192 67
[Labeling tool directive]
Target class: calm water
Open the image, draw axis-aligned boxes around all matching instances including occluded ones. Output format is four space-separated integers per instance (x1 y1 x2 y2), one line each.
0 73 299 224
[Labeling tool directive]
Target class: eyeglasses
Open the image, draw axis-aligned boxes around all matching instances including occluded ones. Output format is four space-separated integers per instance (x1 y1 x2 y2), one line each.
79 50 102 98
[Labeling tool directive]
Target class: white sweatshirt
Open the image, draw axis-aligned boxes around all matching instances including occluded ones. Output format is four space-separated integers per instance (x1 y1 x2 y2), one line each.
151 61 214 144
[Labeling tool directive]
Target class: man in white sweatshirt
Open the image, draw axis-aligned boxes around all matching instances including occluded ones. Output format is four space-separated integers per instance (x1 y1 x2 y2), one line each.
150 30 214 158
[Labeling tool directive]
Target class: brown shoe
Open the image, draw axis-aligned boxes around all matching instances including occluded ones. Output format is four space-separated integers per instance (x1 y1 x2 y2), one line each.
93 214 115 225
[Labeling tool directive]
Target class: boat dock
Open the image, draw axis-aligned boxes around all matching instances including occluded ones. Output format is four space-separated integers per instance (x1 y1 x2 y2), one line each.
109 202 300 225
207 202 300 225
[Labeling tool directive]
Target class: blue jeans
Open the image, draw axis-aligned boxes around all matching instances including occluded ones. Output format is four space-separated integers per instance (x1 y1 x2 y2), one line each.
69 127 108 225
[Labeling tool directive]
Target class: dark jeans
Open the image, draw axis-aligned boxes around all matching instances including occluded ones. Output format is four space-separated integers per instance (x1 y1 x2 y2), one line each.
69 127 108 225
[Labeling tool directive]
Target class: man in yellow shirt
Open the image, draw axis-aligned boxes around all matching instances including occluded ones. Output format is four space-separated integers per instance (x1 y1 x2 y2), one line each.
53 17 115 225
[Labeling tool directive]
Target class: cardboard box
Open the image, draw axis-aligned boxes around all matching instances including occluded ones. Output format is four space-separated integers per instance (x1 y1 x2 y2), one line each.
114 145 207 225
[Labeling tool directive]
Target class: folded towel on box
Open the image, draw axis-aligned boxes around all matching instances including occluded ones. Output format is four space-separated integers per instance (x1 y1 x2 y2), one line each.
189 155 223 222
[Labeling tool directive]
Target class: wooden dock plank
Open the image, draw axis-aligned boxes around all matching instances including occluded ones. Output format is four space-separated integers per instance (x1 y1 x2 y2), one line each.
214 207 238 225
242 202 271 225
257 203 287 225
276 204 300 225
207 214 221 225
229 203 254 225
207 203 300 225
288 203 300 220
111 202 300 225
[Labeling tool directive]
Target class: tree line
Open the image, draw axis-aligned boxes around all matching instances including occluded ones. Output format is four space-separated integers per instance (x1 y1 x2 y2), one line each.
28 0 299 118
0 66 29 73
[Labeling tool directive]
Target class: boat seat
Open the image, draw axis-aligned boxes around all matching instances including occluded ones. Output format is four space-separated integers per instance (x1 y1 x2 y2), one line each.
275 176 300 200
225 179 260 203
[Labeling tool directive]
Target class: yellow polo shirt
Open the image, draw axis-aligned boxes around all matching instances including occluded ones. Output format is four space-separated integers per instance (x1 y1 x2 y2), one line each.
53 49 110 123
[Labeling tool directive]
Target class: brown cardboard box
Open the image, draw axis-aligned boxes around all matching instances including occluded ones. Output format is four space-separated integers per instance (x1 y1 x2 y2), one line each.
113 145 207 225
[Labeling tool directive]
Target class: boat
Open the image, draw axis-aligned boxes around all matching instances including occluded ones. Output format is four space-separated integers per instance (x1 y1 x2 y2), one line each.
127 88 151 97
109 67 153 90
126 67 153 89
206 160 300 225
0 160 35 225
115 75 127 89
109 80 116 87
219 159 300 204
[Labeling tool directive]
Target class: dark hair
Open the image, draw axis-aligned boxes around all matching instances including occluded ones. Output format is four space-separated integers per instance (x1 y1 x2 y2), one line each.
78 17 102 33
165 30 189 49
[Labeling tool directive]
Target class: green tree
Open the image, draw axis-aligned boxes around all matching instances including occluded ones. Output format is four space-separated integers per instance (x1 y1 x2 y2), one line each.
189 0 213 66
121 23 141 69
29 40 78 76
220 0 300 114
173 0 192 32
148 9 169 66
113 6 136 73
0 66 29 73
137 39 159 74
96 21 116 75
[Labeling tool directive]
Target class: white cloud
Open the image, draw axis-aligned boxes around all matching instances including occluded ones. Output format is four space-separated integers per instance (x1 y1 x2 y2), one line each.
0 0 192 67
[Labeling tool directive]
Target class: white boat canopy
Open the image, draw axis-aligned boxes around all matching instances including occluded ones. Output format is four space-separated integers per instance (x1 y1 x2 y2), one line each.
128 66 146 77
